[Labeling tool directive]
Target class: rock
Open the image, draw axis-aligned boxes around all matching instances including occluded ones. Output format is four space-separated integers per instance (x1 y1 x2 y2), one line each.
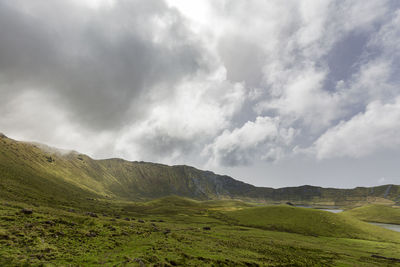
85 212 98 218
124 217 130 221
202 226 211 231
35 254 44 260
134 258 145 267
0 133 7 138
138 219 145 223
45 156 54 163
44 220 55 226
163 229 171 235
86 231 97 237
123 255 131 262
0 232 9 240
56 231 65 236
25 223 34 228
169 260 178 266
21 208 33 215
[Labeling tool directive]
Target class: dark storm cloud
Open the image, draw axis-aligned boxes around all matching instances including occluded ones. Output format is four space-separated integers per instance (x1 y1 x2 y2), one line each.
0 0 209 129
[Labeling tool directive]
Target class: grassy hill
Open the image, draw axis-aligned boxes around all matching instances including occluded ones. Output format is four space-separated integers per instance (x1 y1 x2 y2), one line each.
1 133 400 206
222 205 400 242
343 204 400 224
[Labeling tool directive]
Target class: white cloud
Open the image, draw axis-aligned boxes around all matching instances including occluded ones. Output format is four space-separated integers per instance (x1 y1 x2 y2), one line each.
113 70 247 163
313 97 400 159
204 116 296 167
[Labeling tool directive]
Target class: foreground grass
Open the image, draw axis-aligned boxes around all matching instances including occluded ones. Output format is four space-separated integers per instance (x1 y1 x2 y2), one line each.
343 204 400 224
1 199 400 266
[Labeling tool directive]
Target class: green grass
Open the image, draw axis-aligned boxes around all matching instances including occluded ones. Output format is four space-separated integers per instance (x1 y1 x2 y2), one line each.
2 199 400 266
222 205 400 242
343 204 400 224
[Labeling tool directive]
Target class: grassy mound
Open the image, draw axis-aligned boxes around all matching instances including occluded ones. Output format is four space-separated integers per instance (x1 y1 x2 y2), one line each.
343 204 400 224
122 195 254 216
223 205 400 242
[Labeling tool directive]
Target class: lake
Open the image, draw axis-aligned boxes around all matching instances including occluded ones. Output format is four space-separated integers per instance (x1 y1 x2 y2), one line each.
295 205 343 213
369 222 400 232
320 209 343 213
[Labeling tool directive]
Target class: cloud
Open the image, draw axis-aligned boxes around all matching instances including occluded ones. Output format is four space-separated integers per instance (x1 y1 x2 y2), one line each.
0 0 211 130
204 116 296 166
114 73 247 163
313 97 400 159
0 0 400 187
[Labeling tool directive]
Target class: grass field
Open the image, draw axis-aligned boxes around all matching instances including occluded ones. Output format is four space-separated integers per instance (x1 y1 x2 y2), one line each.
1 197 400 266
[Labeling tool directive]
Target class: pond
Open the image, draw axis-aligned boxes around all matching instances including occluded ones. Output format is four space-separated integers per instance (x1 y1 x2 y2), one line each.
319 209 343 213
369 222 400 232
295 205 343 213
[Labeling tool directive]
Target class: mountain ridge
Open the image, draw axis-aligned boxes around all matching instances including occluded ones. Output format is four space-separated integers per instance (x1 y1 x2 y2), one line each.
0 133 399 206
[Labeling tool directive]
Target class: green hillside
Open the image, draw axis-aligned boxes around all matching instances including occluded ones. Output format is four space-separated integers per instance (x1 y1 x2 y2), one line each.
1 134 400 206
343 205 400 224
223 205 400 242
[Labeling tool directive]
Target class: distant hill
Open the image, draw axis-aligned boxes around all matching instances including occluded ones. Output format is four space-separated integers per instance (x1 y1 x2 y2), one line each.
1 133 399 206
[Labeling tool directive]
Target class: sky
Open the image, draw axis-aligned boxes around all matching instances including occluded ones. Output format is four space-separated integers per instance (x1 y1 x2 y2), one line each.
0 0 400 188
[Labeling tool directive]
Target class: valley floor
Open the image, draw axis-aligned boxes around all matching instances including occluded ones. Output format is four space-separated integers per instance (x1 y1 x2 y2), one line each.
1 199 400 266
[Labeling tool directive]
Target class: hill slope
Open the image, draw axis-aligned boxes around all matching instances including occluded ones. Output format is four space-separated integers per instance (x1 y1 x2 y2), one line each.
223 205 400 242
1 133 400 206
343 205 400 224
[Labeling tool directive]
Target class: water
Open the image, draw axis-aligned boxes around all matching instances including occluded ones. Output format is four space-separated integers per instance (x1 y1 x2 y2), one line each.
369 222 400 232
320 209 343 213
295 205 343 213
